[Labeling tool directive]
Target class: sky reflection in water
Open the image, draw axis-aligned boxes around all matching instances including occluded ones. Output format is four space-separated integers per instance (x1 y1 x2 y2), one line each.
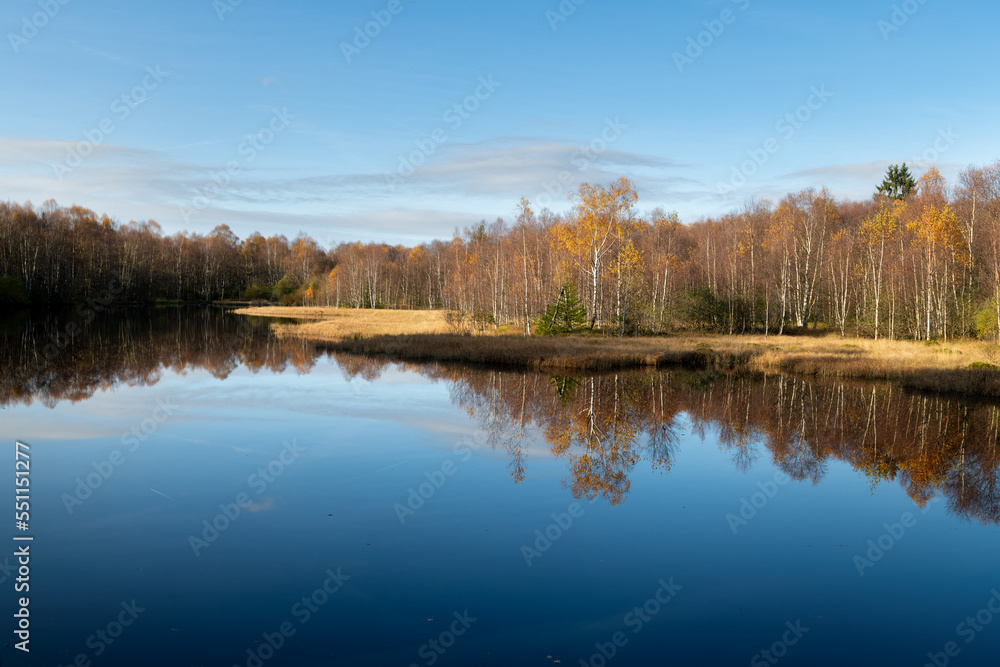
0 308 998 666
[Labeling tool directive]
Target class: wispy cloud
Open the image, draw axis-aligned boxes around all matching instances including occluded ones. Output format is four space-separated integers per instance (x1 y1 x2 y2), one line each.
3 134 866 241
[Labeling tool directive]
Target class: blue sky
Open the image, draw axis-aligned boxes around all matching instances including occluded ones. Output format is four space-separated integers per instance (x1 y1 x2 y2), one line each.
2 0 998 246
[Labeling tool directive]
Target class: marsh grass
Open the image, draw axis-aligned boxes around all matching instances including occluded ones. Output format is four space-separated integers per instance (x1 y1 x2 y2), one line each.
232 306 451 337
234 307 1000 396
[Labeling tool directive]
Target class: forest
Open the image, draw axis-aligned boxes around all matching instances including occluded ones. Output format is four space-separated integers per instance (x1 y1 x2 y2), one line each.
3 162 1000 341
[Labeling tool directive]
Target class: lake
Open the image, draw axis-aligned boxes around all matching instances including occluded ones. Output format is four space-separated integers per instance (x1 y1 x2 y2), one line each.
1 308 998 666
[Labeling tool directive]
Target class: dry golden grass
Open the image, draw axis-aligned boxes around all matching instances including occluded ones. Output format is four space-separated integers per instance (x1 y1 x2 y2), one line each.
232 306 451 337
233 307 1000 395
743 335 1000 395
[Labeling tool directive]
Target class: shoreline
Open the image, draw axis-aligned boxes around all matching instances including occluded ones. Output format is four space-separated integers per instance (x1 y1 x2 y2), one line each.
233 306 1000 397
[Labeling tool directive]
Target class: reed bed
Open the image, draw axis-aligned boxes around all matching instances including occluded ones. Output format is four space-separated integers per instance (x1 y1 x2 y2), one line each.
234 307 1000 396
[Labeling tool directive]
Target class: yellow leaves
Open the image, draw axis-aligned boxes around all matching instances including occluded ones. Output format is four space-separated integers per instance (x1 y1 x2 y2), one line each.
653 210 680 235
571 177 638 238
612 238 643 279
549 181 643 321
909 204 968 264
773 200 793 224
620 237 642 266
553 219 583 257
861 203 900 243
408 244 426 264
559 178 639 260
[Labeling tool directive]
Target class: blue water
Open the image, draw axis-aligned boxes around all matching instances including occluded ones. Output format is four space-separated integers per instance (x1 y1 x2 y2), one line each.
0 310 998 666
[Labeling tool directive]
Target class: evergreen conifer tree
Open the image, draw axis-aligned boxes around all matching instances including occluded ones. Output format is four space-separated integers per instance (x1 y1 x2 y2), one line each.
876 163 917 200
538 282 588 334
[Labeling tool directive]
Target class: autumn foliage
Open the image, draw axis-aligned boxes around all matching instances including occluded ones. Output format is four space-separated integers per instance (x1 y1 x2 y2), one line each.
4 162 1000 341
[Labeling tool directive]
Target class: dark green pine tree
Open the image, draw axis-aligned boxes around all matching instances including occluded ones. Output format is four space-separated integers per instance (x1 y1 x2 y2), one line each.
876 163 917 200
539 282 588 334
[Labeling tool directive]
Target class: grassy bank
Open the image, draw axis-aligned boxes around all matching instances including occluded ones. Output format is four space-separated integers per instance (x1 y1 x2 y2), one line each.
234 307 1000 396
232 306 451 336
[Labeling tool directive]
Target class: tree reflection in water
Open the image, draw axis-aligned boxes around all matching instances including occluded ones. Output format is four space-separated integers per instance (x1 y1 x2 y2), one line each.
0 307 317 408
3 307 997 524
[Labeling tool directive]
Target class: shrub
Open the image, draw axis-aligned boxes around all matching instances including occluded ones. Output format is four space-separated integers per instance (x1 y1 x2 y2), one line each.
471 310 495 332
242 284 272 301
444 310 468 333
684 288 725 332
975 300 1000 340
278 289 301 306
272 275 300 303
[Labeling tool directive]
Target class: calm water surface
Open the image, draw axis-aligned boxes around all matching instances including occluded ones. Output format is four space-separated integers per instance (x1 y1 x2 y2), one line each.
1 308 998 666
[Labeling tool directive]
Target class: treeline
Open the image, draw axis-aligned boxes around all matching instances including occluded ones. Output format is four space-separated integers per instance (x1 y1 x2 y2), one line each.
3 161 1000 340
0 200 328 305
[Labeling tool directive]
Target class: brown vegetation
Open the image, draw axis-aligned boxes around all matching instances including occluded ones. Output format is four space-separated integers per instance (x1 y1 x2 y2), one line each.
250 305 1000 395
233 306 451 337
